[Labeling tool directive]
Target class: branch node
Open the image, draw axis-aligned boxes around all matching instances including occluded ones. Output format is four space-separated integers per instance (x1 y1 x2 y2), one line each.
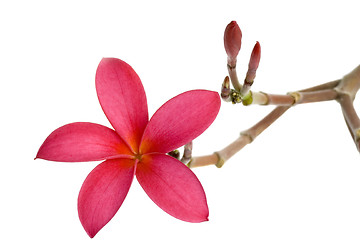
259 91 270 105
287 92 300 105
240 131 254 143
185 158 192 168
227 63 236 70
356 128 360 141
214 152 225 168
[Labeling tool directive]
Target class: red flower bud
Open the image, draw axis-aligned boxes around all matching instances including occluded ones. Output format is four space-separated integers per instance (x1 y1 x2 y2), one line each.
248 41 261 72
245 41 261 83
221 76 231 101
224 21 242 66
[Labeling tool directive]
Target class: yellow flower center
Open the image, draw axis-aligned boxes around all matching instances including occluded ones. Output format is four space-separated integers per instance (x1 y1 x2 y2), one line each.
134 153 142 161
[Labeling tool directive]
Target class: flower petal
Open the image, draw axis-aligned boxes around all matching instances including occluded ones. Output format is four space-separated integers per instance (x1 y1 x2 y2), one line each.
78 158 136 238
136 154 209 222
140 90 220 154
96 58 148 152
36 122 133 162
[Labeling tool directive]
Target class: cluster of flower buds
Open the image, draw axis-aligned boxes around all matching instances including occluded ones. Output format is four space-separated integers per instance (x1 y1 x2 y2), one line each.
222 21 261 104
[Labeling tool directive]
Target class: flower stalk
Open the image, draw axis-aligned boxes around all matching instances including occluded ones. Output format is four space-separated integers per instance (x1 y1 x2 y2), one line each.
181 142 193 165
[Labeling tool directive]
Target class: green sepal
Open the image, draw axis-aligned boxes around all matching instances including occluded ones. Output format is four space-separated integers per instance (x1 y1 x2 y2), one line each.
242 91 253 106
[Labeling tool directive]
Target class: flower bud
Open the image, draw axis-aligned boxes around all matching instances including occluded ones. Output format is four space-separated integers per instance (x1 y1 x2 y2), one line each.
224 21 242 66
221 76 231 101
245 41 261 84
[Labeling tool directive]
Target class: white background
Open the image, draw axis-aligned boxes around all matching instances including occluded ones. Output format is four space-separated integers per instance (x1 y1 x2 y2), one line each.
2 0 360 239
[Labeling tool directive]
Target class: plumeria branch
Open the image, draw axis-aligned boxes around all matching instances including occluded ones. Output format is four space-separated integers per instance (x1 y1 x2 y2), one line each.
189 67 360 168
185 21 360 168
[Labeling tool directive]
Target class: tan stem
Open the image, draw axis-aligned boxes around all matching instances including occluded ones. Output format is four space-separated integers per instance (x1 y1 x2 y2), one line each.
335 66 360 151
190 77 343 168
189 106 289 168
189 154 218 168
251 87 339 106
289 89 338 105
299 79 340 92
339 94 360 145
190 135 252 168
256 93 294 105
241 106 290 139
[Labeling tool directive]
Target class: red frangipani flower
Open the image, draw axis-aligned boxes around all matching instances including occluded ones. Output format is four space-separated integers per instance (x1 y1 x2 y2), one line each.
36 58 221 238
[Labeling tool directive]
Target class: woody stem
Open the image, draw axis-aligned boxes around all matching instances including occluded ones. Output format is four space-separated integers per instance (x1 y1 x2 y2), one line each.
188 68 360 168
227 64 242 91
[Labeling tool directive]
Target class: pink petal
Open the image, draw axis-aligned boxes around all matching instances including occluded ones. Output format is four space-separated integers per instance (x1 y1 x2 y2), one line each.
36 122 133 162
78 158 136 238
140 90 220 154
136 153 209 222
96 58 148 152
